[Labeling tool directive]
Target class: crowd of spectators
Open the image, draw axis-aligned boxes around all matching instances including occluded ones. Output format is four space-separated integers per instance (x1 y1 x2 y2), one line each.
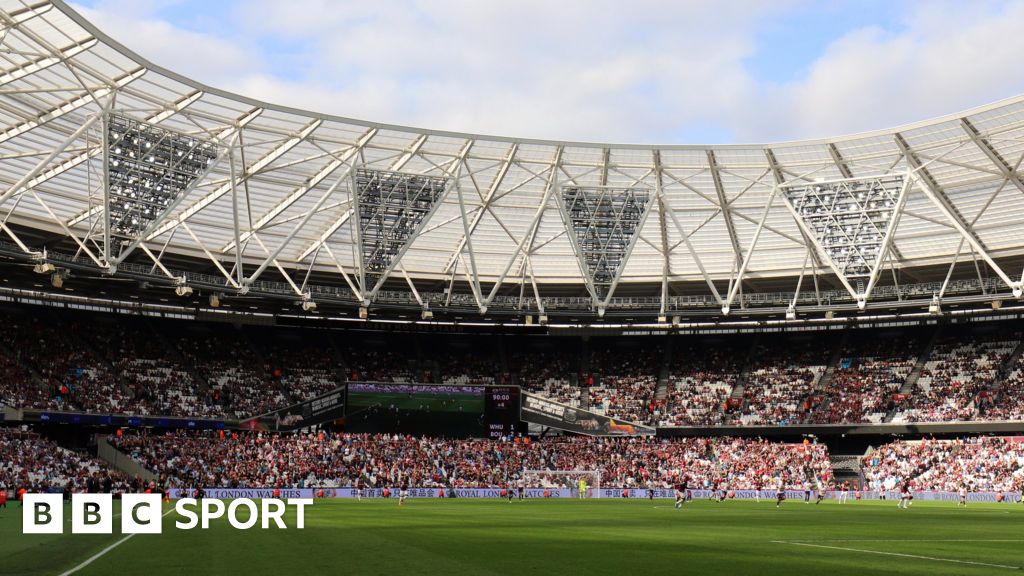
0 427 129 493
508 350 581 407
892 335 1018 423
588 345 663 424
659 344 740 427
738 345 830 426
810 337 920 424
108 430 832 491
862 437 1024 493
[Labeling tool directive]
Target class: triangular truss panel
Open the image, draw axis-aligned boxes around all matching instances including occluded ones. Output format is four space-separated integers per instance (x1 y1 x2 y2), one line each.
780 174 909 304
558 185 653 307
354 167 450 299
104 113 224 264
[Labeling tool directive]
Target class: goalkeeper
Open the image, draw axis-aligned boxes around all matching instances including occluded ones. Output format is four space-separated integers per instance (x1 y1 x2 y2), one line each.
578 477 587 499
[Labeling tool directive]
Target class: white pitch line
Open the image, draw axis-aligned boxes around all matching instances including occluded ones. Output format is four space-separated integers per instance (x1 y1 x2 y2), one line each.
772 541 1022 571
57 508 174 576
785 539 1024 543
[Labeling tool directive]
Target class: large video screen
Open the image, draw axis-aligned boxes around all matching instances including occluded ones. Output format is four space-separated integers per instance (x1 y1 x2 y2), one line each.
346 383 487 437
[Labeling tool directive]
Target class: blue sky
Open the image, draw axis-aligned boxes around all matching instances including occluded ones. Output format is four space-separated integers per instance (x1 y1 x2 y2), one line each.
71 0 1024 144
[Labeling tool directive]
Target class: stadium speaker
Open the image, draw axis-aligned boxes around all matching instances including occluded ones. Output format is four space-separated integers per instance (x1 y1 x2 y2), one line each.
538 314 549 325
421 309 433 320
785 307 796 321
33 262 55 274
50 273 63 288
657 315 667 324
671 315 681 327
928 297 941 315
992 300 1003 310
209 293 220 308
358 306 368 319
175 285 193 297
524 315 534 326
824 310 834 320
301 300 317 312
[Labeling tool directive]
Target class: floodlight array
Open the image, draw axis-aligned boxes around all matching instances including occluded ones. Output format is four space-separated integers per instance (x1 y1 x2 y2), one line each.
106 114 220 238
356 168 449 286
561 186 650 299
783 176 904 279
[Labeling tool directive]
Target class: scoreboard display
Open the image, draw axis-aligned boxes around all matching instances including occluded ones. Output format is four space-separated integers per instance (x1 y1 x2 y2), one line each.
484 386 522 438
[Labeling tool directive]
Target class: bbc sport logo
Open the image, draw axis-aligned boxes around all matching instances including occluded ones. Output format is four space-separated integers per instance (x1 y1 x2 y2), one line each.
22 494 313 534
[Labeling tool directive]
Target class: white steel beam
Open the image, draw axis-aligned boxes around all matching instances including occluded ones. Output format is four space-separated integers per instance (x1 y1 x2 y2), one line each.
0 67 145 145
484 146 563 306
222 128 375 253
895 133 1021 294
294 133 426 262
143 112 314 241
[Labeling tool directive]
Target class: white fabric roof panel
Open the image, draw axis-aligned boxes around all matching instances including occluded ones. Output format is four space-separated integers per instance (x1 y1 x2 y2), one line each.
2 0 1024 306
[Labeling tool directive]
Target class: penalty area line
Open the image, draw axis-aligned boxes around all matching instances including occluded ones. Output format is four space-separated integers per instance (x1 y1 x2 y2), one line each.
58 508 175 576
772 541 1021 571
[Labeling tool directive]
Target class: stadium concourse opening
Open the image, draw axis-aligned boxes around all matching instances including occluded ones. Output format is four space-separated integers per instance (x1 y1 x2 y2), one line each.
2 1 1024 575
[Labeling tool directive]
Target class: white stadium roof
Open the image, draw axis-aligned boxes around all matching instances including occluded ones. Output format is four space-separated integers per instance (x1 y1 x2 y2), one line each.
3 0 1024 318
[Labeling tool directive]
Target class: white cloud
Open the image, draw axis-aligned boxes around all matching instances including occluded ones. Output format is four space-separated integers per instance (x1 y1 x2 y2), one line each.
734 1 1024 142
69 0 1024 144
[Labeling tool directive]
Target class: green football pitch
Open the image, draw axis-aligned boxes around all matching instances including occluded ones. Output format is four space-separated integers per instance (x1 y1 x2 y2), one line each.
2 498 1022 576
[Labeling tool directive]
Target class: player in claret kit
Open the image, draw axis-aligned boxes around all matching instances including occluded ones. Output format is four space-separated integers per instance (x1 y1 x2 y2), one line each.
898 480 912 509
354 477 364 501
399 480 409 507
674 477 688 510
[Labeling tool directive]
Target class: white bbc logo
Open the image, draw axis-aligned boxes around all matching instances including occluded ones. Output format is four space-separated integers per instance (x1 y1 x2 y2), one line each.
23 493 163 534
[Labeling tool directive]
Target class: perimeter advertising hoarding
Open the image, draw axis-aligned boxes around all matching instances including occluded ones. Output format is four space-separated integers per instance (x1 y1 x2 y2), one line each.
520 392 655 436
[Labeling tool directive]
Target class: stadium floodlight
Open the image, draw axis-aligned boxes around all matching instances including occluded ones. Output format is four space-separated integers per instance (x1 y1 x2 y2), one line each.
209 293 220 308
175 285 193 297
103 113 223 263
780 175 908 306
358 306 368 319
538 314 549 325
524 315 534 326
421 308 433 320
50 272 64 288
992 300 1003 310
929 295 941 315
33 262 55 274
785 307 796 321
301 299 317 312
558 185 652 307
353 168 449 300
657 315 667 324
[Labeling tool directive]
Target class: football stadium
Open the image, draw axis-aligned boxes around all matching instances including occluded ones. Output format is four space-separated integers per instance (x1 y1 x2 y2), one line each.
2 1 1024 574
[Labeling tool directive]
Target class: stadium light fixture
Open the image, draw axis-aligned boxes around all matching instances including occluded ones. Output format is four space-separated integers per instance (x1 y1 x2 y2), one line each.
928 295 941 315
524 315 534 326
50 272 64 288
785 307 796 321
657 315 667 324
175 285 193 297
358 306 368 319
301 299 317 312
33 262 55 274
209 293 220 308
538 314 549 325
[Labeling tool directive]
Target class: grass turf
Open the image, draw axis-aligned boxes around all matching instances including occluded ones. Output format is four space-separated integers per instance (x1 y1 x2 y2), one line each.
1 498 1022 575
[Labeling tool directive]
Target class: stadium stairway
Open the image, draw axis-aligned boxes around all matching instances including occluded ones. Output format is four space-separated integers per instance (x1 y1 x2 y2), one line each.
653 338 673 404
884 326 942 422
987 338 1024 409
723 334 762 423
